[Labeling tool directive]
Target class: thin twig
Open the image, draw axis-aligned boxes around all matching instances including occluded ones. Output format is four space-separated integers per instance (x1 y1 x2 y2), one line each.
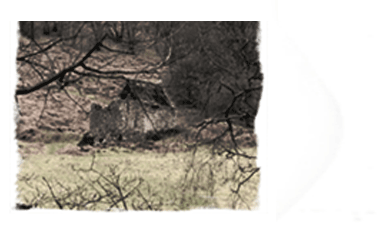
231 168 260 194
62 88 89 116
17 22 86 61
42 177 63 209
36 88 50 127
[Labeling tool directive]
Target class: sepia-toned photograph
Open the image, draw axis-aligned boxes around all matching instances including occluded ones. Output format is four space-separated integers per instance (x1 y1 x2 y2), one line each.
15 21 263 211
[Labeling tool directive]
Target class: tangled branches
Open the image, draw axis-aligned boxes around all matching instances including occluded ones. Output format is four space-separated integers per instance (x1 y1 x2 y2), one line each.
18 154 163 211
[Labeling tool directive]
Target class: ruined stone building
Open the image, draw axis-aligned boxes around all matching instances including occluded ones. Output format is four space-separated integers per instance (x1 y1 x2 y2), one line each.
81 80 177 146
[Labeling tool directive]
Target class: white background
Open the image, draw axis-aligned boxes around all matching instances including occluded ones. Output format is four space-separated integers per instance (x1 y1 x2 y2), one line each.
271 0 378 227
2 0 378 227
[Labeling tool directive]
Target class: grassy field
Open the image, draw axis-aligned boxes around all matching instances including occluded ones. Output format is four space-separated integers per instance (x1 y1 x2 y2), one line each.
17 140 259 211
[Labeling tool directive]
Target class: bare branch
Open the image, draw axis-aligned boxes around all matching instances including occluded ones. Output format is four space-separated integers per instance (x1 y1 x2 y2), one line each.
36 88 50 127
135 188 153 210
17 22 87 61
16 35 107 96
81 63 156 75
23 59 52 73
231 168 260 194
42 177 63 209
62 88 90 116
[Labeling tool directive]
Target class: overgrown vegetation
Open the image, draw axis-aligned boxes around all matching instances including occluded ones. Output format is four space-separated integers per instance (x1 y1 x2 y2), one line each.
17 145 259 210
15 21 263 210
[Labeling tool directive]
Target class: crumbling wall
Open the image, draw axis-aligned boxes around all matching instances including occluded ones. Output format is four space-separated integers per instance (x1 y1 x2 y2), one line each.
89 97 176 144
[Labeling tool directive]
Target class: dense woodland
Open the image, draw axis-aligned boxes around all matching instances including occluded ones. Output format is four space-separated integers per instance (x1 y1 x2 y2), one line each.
16 21 263 210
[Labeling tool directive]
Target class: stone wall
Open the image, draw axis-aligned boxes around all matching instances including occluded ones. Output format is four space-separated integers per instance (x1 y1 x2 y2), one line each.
89 97 176 144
